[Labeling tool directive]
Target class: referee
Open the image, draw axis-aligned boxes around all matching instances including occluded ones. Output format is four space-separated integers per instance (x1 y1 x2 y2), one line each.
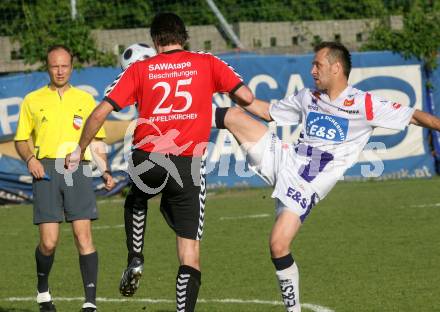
14 45 115 312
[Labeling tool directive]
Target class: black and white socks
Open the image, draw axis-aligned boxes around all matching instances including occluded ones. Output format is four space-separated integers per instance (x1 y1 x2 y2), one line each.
272 253 301 312
176 265 201 312
124 197 147 264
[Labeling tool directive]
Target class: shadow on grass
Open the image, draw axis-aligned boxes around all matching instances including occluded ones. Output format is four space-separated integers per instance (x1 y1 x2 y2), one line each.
0 307 34 312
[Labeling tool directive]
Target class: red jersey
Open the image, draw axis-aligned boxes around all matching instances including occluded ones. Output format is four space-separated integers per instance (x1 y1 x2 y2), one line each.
105 49 243 156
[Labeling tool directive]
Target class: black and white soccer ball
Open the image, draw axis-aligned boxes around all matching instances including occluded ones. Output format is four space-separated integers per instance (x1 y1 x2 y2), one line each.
120 43 156 70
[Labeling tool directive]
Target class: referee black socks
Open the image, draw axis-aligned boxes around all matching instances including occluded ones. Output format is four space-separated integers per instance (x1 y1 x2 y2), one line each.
176 265 201 312
79 251 98 305
35 246 54 293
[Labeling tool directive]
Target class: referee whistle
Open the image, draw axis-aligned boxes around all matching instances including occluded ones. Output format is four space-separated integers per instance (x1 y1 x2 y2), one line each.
42 174 51 181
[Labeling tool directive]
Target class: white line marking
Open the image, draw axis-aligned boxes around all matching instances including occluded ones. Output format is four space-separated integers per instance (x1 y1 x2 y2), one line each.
93 224 124 230
97 198 126 204
3 297 333 311
0 205 17 210
62 224 124 232
220 213 271 221
303 303 335 312
0 197 125 210
407 203 440 208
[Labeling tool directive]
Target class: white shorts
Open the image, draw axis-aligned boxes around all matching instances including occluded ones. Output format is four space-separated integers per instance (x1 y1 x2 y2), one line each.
247 131 319 222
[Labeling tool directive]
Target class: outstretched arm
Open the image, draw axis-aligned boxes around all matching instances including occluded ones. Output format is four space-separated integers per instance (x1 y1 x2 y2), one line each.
410 109 440 131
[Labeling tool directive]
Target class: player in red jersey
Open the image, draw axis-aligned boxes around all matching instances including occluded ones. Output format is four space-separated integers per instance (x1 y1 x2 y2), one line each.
65 12 253 312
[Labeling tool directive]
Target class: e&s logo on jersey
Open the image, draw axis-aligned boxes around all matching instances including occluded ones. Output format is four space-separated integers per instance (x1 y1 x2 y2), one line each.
305 112 349 142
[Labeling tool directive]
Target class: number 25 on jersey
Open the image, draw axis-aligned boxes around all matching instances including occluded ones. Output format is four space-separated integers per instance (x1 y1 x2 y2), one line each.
152 78 193 114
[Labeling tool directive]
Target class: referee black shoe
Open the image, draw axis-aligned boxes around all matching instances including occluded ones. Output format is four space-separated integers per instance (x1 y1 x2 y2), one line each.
39 301 56 312
119 257 144 297
81 308 97 312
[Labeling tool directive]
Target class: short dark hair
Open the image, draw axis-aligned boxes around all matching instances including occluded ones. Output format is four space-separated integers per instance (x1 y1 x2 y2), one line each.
314 41 351 78
150 13 189 47
46 44 73 64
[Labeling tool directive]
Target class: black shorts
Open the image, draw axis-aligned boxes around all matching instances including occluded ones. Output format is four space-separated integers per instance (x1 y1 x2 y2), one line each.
33 159 98 224
125 150 206 240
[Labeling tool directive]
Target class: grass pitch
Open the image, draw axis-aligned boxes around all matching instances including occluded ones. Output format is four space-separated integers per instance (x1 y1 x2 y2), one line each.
1 178 440 312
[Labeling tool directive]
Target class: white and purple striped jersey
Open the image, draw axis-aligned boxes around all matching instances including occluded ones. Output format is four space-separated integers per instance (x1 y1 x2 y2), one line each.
269 85 415 198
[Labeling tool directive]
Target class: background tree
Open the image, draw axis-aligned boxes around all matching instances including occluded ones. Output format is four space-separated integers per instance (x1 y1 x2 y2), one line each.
79 0 154 29
362 0 440 168
2 0 438 67
212 0 387 22
382 0 413 13
150 0 216 25
0 0 25 36
10 0 114 68
363 0 439 72
290 0 387 20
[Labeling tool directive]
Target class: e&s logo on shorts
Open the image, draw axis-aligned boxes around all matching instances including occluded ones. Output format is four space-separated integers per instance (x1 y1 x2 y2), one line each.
305 112 348 142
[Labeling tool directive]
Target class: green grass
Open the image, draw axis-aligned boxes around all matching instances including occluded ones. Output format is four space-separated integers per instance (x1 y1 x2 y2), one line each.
1 178 440 311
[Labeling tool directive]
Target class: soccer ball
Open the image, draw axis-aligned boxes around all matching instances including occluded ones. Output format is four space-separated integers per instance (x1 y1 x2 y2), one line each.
120 43 156 70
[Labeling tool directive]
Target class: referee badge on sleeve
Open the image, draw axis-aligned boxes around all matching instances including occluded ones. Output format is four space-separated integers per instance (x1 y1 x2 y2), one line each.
73 115 83 130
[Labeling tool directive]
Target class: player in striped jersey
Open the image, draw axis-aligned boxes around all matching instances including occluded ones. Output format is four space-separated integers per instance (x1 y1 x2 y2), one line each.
214 41 440 311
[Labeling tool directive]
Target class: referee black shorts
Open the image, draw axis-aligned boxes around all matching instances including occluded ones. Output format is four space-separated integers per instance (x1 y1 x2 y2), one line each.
33 159 97 224
125 150 206 240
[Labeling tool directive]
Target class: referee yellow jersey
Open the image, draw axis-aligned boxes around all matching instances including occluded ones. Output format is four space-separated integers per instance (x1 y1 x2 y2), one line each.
14 85 106 160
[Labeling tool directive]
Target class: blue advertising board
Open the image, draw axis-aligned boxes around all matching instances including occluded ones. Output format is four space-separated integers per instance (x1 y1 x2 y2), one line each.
0 52 436 203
